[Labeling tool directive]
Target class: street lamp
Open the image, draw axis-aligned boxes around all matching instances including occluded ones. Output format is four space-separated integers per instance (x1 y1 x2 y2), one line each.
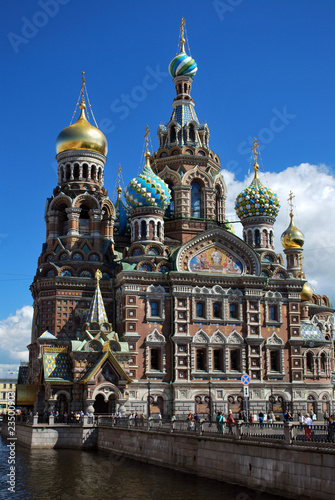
208 379 212 423
147 379 151 417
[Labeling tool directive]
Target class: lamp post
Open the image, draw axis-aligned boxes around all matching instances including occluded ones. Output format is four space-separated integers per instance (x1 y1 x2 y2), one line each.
147 379 151 417
208 379 212 423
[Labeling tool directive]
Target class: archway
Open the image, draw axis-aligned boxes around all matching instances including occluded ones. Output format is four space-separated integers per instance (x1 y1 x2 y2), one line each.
56 393 69 420
94 394 108 414
307 395 316 416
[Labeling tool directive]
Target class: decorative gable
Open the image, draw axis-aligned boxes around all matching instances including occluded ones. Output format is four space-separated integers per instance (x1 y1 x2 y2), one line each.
175 228 261 275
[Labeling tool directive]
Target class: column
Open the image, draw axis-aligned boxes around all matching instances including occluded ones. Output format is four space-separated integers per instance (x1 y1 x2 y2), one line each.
65 207 81 236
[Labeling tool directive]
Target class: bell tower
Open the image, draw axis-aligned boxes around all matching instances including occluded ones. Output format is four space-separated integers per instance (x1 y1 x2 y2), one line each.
30 74 115 343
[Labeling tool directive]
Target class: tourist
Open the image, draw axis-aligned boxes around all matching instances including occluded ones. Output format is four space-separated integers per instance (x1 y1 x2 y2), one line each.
258 411 264 429
298 412 304 428
134 412 139 427
158 412 162 427
227 412 235 435
194 412 200 430
303 413 313 440
327 415 335 442
216 411 223 433
187 412 194 431
312 412 317 422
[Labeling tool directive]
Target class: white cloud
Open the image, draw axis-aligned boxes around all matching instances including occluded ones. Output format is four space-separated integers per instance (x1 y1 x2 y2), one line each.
0 306 33 365
223 163 335 302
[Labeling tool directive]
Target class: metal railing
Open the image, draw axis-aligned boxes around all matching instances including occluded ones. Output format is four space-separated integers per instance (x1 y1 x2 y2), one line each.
4 414 335 446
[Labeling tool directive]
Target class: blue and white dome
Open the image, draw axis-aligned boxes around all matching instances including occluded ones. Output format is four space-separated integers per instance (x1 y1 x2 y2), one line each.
169 51 198 78
125 154 171 209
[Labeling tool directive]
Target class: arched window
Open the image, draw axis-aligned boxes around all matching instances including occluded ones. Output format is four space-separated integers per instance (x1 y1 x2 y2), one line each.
141 220 147 239
191 182 202 218
255 229 260 246
170 126 176 143
82 163 88 179
213 303 220 318
270 350 279 371
73 163 79 179
320 352 326 371
196 349 205 371
229 304 237 319
166 182 174 218
150 301 159 317
196 302 204 317
189 124 195 142
269 305 276 321
230 350 240 371
306 352 313 372
79 204 90 235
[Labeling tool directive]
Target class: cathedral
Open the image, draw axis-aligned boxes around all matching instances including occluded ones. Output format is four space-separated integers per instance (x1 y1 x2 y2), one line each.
20 21 334 419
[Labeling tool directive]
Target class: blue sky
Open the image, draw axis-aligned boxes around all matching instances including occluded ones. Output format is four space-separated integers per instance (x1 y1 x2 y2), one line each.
1 0 335 370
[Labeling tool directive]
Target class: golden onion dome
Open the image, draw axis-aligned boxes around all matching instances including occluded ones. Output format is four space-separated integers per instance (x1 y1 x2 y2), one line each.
281 215 304 249
56 101 108 156
301 283 313 302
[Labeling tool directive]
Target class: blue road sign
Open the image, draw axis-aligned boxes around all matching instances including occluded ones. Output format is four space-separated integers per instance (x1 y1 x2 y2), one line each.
241 374 250 385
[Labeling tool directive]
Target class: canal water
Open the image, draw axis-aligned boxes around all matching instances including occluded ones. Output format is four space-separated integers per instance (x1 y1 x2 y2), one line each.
0 436 286 500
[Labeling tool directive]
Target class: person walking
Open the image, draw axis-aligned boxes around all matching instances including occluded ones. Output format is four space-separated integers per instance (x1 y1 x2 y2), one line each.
304 413 313 440
227 411 235 435
216 411 224 433
258 411 264 429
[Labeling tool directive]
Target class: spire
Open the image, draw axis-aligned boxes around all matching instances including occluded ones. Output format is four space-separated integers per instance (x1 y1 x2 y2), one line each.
87 270 108 325
144 124 151 168
251 138 260 179
117 164 122 201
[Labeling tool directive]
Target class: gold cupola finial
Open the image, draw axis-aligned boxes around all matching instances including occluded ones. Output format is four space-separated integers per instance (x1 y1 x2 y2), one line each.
80 71 86 109
144 124 151 167
117 163 122 200
56 72 108 156
95 269 102 286
251 138 260 178
180 17 186 53
288 190 295 219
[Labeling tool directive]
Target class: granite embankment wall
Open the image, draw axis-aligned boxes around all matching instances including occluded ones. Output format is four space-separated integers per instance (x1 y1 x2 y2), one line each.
98 427 335 500
1 422 97 449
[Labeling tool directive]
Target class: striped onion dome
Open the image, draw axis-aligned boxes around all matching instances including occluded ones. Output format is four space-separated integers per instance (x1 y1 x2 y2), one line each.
125 153 171 209
169 51 198 78
235 176 280 220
